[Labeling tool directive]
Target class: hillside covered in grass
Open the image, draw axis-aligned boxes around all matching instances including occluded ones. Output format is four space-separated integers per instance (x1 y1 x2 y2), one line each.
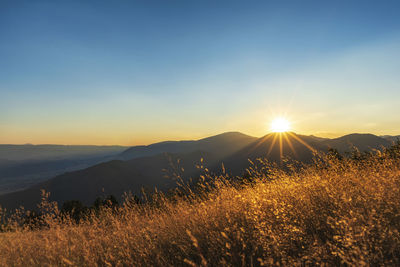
1 145 400 266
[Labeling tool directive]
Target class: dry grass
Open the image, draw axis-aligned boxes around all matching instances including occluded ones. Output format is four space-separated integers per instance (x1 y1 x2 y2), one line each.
1 149 400 266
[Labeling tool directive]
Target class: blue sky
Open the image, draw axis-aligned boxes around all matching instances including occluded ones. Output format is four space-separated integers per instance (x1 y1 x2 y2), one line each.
1 1 400 145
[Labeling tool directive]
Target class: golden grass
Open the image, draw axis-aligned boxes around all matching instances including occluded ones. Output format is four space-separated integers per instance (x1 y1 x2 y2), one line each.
1 150 400 266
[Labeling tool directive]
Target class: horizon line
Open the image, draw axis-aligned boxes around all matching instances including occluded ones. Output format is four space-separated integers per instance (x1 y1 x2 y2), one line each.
0 131 398 147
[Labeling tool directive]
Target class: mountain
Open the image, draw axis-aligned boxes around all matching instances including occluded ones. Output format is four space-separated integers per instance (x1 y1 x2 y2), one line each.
118 132 257 160
0 156 122 195
216 132 328 176
0 132 256 209
320 133 391 153
0 144 126 161
0 145 127 195
0 132 395 211
0 133 253 198
381 135 400 143
0 151 216 209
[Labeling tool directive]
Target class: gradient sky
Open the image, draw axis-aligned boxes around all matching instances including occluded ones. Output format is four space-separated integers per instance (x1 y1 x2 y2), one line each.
1 0 400 145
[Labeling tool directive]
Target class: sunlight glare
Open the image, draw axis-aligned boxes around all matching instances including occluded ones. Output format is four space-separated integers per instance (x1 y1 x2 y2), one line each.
270 118 291 133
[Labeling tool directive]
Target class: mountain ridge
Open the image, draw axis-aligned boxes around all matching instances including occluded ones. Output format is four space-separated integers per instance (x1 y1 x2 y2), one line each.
0 132 397 210
118 131 257 160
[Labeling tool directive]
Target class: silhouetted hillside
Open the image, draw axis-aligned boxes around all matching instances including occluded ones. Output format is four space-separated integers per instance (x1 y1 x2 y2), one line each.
0 145 127 195
218 132 328 175
0 151 216 210
321 133 391 153
118 132 256 160
382 135 400 143
0 156 123 195
0 132 395 211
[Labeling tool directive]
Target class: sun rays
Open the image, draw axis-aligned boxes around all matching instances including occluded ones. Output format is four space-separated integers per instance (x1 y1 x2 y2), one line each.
270 118 291 133
250 132 316 163
271 132 316 162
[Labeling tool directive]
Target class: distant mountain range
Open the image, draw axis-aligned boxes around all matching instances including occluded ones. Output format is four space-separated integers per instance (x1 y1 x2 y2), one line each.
0 132 396 210
0 144 127 161
0 145 127 195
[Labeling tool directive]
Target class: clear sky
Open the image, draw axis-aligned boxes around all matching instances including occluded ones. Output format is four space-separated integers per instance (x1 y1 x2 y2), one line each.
1 0 400 145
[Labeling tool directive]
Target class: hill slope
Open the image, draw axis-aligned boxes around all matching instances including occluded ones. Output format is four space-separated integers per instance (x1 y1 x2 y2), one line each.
0 145 127 195
320 133 391 153
118 132 257 160
0 132 394 210
219 132 328 175
1 146 399 266
0 151 216 209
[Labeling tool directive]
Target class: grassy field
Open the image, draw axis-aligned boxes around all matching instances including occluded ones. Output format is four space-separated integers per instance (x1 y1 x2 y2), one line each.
1 147 400 266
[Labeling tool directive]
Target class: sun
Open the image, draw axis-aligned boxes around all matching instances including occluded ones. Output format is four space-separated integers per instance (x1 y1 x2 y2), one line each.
270 117 291 133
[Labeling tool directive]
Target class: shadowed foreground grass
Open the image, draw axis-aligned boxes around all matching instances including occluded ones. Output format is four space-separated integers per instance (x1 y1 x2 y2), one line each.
1 148 400 266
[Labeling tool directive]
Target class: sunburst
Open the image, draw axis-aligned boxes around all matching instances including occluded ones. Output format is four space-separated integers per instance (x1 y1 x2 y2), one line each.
270 118 291 133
